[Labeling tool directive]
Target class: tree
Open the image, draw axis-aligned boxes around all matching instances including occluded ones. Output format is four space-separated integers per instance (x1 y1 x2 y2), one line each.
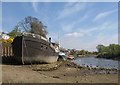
8 26 22 38
96 44 106 53
96 44 120 60
18 16 48 38
8 16 48 38
77 50 86 55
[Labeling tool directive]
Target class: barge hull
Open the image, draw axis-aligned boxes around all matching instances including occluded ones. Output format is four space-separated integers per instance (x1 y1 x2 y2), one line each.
12 35 58 64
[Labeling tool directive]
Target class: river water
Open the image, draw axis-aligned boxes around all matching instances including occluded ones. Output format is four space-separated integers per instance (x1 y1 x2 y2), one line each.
72 57 119 69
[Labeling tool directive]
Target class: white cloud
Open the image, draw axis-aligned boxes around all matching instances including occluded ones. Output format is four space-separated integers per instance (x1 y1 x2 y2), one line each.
56 2 86 20
89 33 118 51
93 9 117 21
60 32 118 51
60 35 81 49
59 21 117 51
65 32 84 37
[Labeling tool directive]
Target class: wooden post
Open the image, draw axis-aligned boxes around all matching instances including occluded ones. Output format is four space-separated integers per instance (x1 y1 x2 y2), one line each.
1 45 3 56
10 45 13 56
1 44 13 57
5 46 7 57
9 46 11 56
11 46 13 56
0 43 2 57
8 46 9 57
3 46 4 56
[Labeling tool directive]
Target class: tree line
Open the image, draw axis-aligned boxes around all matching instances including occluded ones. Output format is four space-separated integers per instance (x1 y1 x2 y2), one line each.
63 44 120 60
96 44 120 60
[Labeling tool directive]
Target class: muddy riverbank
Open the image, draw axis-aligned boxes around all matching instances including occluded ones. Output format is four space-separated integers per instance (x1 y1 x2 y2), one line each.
1 61 119 83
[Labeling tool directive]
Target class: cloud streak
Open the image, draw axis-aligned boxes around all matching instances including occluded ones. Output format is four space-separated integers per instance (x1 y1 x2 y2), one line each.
93 9 117 21
56 2 86 20
65 32 84 37
32 0 39 13
77 21 117 37
61 11 92 32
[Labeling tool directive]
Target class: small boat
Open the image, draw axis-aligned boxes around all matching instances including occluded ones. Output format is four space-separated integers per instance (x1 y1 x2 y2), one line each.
67 55 74 60
58 52 67 61
12 33 59 64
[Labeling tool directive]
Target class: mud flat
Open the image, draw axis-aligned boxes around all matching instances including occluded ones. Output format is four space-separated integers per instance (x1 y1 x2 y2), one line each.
2 61 119 83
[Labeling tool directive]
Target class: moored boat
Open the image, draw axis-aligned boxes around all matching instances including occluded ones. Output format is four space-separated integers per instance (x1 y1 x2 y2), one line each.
12 33 59 64
67 55 74 60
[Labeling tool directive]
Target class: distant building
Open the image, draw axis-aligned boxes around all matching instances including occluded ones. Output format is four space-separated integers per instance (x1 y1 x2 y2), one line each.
0 32 10 40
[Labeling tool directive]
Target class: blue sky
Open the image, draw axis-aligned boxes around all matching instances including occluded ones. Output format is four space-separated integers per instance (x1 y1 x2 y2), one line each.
2 2 118 51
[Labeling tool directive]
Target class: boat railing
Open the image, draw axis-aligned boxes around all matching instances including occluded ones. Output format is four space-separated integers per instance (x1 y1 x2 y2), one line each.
50 44 59 53
23 32 48 41
40 36 48 42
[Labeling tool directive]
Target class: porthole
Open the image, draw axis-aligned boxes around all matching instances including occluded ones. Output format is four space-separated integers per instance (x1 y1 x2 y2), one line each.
41 45 43 48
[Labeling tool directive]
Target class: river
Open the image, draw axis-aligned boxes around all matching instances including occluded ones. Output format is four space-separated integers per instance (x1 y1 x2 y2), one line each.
72 56 119 70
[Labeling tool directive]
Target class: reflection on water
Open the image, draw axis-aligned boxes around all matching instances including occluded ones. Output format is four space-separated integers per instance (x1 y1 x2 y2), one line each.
72 57 119 69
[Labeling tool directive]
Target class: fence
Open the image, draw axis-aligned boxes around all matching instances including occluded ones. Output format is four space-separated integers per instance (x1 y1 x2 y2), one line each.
1 44 13 57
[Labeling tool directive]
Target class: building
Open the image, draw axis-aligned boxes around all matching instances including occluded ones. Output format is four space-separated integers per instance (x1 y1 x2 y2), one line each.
0 32 10 40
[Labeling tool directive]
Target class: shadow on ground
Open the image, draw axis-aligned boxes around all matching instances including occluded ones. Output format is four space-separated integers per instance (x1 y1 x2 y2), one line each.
1 54 66 66
1 56 21 65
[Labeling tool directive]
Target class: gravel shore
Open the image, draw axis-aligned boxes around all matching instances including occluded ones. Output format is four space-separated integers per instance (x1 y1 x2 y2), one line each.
1 61 119 83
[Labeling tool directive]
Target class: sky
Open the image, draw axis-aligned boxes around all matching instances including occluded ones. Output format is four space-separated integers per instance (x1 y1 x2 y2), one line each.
1 1 118 51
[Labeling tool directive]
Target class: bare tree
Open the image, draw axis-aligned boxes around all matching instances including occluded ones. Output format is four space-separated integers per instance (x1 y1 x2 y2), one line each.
17 16 48 38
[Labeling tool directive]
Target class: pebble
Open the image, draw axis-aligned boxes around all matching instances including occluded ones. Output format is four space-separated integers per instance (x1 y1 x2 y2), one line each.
75 81 78 83
63 74 66 76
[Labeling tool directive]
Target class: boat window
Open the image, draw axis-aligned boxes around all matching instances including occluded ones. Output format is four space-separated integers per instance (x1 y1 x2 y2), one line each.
41 45 43 48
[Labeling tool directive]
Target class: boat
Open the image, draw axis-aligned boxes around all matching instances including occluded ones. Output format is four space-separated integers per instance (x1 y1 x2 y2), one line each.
67 55 74 60
12 33 59 64
58 52 67 61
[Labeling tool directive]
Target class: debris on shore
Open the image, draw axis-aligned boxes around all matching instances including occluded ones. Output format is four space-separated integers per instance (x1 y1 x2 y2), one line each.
31 61 63 71
30 60 119 75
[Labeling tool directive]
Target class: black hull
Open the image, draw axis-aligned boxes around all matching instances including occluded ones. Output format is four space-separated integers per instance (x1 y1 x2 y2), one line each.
12 35 58 64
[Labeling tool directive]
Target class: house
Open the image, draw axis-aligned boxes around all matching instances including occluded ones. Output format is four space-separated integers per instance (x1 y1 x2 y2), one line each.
0 32 10 40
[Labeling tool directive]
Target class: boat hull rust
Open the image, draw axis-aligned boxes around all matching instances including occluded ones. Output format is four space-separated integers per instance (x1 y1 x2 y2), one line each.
12 35 58 64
